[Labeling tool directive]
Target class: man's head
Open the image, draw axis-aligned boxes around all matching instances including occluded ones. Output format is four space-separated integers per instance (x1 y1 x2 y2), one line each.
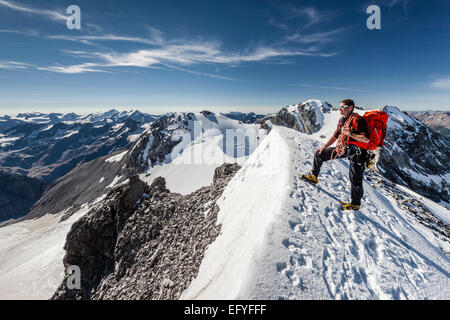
339 99 355 117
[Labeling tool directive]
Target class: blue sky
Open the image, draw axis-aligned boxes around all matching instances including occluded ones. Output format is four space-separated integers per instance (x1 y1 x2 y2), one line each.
0 0 449 114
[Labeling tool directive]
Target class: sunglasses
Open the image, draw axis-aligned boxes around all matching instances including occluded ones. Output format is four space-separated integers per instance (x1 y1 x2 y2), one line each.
339 105 352 109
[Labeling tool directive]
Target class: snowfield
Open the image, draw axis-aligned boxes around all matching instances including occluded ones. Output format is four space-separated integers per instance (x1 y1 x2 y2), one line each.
182 126 450 300
139 112 267 195
0 206 90 299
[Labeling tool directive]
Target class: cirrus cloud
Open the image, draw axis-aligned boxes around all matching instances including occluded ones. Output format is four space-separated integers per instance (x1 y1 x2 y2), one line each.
431 78 450 90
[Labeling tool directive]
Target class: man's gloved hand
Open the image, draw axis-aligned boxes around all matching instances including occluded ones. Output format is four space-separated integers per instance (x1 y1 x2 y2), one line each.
315 146 326 154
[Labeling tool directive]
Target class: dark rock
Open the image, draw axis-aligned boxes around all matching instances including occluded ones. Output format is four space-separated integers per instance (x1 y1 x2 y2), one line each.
0 170 50 223
51 163 241 300
258 100 332 134
379 106 450 203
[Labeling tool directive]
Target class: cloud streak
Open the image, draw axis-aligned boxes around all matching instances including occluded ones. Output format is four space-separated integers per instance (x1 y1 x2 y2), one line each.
38 33 336 78
0 0 66 22
430 78 450 90
0 60 31 70
284 27 346 45
0 2 337 81
290 6 327 26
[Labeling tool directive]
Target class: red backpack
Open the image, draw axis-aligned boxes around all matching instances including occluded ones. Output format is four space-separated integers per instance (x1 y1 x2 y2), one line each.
349 110 388 150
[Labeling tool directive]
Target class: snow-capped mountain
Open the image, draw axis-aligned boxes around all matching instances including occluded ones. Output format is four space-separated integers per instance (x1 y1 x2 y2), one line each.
257 100 334 134
0 101 448 300
0 109 160 223
0 109 157 127
0 109 159 182
379 106 449 205
220 111 267 124
25 110 267 223
408 110 449 138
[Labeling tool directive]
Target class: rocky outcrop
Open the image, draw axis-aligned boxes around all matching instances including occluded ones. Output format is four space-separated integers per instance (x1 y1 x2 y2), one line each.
52 163 241 300
125 114 182 173
258 100 332 134
379 106 450 203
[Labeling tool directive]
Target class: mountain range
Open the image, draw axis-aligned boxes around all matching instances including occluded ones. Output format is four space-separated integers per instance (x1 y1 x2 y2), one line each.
0 100 448 300
0 110 159 222
408 111 450 138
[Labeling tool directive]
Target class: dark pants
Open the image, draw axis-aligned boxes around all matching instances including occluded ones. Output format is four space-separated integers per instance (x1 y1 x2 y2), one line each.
312 146 367 206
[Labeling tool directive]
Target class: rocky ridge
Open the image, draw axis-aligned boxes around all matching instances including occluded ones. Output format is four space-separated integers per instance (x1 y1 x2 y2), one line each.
52 163 240 300
258 100 333 134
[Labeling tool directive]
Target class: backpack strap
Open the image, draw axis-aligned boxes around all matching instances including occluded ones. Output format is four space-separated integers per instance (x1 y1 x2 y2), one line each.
351 114 360 132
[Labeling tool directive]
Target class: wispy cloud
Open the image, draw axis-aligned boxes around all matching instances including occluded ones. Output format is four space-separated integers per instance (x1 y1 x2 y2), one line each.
37 62 107 74
430 78 450 90
268 17 290 32
47 34 162 46
39 42 334 77
0 28 39 36
290 6 327 26
0 0 66 22
36 30 336 78
0 2 336 81
0 60 30 70
284 28 346 45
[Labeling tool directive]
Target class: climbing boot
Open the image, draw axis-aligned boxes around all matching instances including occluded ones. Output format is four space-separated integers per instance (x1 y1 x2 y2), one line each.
301 173 319 185
339 202 360 211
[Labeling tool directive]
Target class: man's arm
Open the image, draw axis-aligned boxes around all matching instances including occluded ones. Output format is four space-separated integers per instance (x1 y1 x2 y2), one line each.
341 128 370 143
317 135 337 154
349 133 370 143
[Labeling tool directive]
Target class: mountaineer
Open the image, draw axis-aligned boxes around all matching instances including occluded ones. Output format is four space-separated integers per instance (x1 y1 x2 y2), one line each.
301 99 388 211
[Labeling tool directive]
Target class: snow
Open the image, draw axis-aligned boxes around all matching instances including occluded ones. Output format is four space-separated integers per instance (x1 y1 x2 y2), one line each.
105 175 128 189
182 126 450 300
112 123 125 131
0 207 90 299
127 133 142 143
140 130 265 195
141 135 155 167
286 105 305 132
384 106 418 128
105 150 127 163
395 184 450 225
2 104 449 300
139 112 267 195
0 135 21 147
181 127 291 299
303 99 325 126
403 168 449 187
59 130 79 139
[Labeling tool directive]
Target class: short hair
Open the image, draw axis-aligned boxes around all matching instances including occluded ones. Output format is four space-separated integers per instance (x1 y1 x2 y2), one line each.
340 99 355 108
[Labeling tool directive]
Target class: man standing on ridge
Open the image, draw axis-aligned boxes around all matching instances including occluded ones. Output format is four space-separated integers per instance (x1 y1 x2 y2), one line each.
301 99 370 211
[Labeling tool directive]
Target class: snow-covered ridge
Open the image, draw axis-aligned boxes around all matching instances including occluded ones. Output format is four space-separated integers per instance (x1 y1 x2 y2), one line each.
129 111 267 194
181 127 291 299
182 126 450 299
